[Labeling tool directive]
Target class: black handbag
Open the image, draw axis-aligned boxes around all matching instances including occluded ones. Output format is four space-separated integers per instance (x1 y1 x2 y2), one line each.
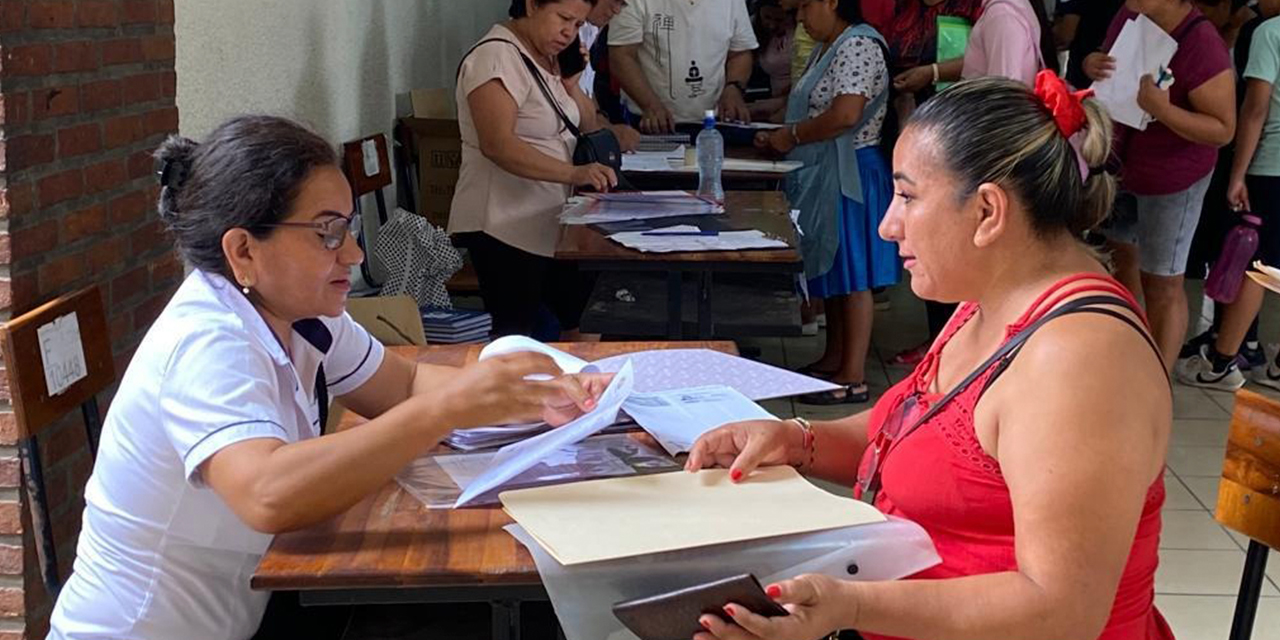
461 38 624 175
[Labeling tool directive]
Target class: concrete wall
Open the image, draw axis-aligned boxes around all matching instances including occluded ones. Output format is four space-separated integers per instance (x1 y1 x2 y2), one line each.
175 0 508 141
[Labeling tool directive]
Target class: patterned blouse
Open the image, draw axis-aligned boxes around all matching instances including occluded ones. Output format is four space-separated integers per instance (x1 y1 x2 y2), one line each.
802 35 889 149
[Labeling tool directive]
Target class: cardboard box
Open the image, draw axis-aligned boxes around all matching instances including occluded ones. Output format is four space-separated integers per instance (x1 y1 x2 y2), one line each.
401 116 461 229
411 88 454 119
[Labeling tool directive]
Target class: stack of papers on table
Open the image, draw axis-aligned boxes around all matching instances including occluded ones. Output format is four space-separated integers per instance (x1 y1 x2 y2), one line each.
561 191 724 225
635 134 690 152
1093 14 1177 130
420 306 491 343
399 433 678 508
501 466 887 565
608 224 789 253
621 146 686 172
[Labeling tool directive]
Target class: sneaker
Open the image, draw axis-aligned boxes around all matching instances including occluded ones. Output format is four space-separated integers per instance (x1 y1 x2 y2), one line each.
1175 344 1246 391
1250 346 1280 391
1178 329 1216 360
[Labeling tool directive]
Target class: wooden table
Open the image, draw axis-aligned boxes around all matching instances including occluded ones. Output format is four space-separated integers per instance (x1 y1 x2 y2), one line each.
556 191 802 339
251 341 738 639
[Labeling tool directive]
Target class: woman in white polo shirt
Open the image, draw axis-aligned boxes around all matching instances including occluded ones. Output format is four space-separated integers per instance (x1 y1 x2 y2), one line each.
47 116 608 640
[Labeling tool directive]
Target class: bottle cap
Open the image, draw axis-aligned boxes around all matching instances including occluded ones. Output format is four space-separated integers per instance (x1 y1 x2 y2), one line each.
704 109 716 119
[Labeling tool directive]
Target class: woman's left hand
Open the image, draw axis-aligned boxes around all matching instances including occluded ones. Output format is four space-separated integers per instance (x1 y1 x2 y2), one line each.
695 574 853 640
540 372 615 426
1137 75 1171 120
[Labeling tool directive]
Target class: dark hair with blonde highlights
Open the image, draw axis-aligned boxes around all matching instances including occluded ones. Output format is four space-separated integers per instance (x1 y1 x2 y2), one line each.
906 76 1115 237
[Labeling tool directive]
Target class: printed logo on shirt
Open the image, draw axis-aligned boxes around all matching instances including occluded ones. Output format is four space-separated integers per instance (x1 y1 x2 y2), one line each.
685 60 705 99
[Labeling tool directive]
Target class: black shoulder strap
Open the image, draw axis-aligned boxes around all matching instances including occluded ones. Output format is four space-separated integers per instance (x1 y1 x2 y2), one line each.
457 38 581 138
886 295 1163 456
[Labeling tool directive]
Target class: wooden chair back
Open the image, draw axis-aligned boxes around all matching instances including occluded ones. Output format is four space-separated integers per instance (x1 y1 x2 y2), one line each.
346 295 427 346
1215 388 1280 640
0 285 115 596
341 134 395 290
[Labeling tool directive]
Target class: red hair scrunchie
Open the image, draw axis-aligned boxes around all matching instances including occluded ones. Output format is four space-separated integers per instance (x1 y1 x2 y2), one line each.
1034 69 1095 138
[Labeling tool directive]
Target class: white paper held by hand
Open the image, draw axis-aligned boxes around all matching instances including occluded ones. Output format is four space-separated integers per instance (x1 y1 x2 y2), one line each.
453 360 635 507
1092 14 1177 130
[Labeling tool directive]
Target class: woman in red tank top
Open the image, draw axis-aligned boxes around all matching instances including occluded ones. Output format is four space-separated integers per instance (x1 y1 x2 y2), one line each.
685 71 1174 640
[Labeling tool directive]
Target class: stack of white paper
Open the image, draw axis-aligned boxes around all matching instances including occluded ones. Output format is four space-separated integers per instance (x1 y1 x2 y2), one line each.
560 191 724 225
620 146 686 172
1094 14 1178 130
607 224 789 253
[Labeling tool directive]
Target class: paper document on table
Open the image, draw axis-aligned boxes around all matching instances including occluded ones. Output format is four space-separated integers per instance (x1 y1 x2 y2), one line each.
591 348 838 399
454 360 635 507
623 385 776 455
475 338 838 401
1093 14 1177 130
561 191 724 225
621 147 685 172
500 466 887 565
607 225 789 253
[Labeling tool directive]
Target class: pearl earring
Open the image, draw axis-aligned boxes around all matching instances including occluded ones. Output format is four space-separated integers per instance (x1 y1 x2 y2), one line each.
241 285 250 295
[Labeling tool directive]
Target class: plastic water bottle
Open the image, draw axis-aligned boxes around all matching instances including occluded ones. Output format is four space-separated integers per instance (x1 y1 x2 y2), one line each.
1206 213 1262 303
696 109 725 202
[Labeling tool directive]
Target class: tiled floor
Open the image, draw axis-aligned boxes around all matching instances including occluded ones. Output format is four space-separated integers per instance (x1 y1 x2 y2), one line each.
737 281 1280 640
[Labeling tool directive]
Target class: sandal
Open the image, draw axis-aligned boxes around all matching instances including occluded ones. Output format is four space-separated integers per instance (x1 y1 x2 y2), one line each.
798 382 870 405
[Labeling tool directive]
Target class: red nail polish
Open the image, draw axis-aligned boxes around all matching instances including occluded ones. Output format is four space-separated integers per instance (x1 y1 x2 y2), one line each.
766 585 782 598
723 605 735 618
730 469 743 482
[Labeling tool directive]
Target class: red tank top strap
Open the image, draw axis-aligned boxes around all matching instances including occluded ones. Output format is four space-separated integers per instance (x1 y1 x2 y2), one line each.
1014 273 1147 329
914 302 981 390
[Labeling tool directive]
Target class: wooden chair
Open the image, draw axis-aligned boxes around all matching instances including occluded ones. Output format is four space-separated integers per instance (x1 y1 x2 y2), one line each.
341 133 394 290
0 286 115 596
1216 389 1280 640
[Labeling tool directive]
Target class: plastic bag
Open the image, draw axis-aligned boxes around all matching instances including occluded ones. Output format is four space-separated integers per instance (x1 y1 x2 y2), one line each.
935 16 973 91
507 517 940 640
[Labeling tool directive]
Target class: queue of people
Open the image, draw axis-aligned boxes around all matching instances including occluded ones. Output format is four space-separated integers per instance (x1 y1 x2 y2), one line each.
38 0 1280 638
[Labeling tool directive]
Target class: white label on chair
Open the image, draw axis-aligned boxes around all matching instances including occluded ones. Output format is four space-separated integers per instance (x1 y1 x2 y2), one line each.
36 312 88 397
361 139 379 177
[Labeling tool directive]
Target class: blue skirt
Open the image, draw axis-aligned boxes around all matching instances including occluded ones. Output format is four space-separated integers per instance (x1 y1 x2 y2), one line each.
808 146 901 298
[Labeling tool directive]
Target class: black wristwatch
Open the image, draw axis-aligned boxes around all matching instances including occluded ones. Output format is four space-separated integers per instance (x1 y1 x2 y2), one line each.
725 80 746 95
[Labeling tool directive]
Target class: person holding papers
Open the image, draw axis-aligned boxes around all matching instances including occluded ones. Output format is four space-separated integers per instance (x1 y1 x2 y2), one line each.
47 116 610 640
1176 0 1280 390
449 0 616 338
1083 0 1236 371
754 0 898 405
688 76 1174 640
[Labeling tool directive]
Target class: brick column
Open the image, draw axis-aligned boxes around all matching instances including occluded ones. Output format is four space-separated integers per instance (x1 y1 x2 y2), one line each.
0 1 181 636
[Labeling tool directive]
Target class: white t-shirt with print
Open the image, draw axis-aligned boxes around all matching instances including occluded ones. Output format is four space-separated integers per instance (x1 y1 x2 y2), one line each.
48 270 385 640
608 0 759 122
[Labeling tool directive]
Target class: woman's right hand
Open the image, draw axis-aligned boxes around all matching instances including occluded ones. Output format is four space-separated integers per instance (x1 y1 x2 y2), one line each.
432 352 574 429
685 419 804 481
1083 53 1116 82
570 163 618 191
1228 177 1252 213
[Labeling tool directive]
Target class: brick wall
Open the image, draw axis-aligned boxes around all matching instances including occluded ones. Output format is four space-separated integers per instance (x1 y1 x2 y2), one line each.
0 1 180 636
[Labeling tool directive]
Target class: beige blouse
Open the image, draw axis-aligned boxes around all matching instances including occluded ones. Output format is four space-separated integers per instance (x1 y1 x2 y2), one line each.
448 23 580 258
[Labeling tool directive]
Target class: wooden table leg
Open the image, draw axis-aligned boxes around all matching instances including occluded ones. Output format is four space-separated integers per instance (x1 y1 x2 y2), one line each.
491 599 521 640
667 270 683 339
1229 540 1270 640
697 271 713 339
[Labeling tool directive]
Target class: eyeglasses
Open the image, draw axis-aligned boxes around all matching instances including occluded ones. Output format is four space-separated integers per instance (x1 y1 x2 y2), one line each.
857 392 924 503
258 213 361 250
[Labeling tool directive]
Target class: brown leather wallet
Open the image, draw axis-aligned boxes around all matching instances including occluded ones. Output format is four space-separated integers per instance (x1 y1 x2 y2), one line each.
612 573 789 640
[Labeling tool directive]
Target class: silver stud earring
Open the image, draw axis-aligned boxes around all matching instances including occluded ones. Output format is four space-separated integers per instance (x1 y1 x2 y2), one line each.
241 285 250 295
